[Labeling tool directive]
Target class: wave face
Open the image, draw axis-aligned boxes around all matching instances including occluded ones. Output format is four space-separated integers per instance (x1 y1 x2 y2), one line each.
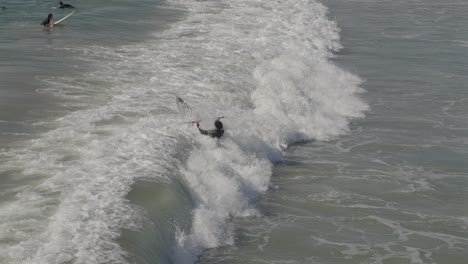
0 0 367 263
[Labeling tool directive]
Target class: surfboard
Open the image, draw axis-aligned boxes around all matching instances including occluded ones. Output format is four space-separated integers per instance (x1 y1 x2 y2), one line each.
52 11 74 26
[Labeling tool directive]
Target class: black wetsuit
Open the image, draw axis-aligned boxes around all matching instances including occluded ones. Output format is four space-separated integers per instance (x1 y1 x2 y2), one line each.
59 4 74 9
198 127 224 138
41 17 52 26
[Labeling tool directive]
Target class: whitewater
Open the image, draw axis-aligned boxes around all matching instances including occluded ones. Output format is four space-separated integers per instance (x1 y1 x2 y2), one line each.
0 0 367 263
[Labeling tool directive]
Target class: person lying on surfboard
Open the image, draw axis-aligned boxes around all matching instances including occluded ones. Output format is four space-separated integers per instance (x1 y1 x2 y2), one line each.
58 1 74 9
194 119 224 138
40 14 54 27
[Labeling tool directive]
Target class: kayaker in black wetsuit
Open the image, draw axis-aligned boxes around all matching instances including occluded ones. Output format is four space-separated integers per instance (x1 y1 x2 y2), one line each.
40 14 54 27
58 1 74 9
195 120 224 138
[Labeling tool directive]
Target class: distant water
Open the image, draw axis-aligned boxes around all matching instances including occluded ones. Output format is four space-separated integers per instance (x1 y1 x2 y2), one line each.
0 1 466 264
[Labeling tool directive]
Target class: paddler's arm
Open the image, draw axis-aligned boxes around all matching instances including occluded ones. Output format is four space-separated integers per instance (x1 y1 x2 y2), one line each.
196 122 209 136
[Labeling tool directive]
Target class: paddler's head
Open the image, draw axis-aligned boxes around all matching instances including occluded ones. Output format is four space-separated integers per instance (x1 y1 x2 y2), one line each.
214 120 223 129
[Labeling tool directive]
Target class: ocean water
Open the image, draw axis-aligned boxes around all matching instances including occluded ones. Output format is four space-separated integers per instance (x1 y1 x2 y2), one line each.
0 1 466 264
